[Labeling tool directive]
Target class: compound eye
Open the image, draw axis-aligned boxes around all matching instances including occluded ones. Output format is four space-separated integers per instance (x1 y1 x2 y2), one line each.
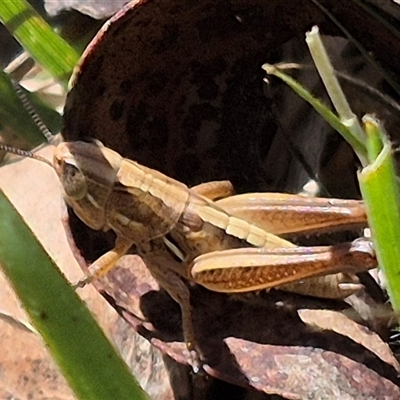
61 162 88 200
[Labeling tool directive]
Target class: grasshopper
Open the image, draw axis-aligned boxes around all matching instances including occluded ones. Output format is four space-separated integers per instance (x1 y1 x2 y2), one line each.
1 139 377 367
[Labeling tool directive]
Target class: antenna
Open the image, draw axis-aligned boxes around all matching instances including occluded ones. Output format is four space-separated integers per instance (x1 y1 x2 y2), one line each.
11 79 55 144
0 78 56 166
0 144 53 167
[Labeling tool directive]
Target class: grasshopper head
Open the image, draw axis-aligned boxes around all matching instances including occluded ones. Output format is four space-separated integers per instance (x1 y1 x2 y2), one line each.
53 141 122 231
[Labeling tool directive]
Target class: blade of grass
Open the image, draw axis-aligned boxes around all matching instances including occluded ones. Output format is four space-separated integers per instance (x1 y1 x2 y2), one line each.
0 0 79 87
262 63 368 165
0 189 149 400
305 26 365 147
358 117 400 313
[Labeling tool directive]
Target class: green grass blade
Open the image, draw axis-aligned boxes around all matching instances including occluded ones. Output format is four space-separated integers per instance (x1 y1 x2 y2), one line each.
0 0 79 87
305 26 365 146
0 189 149 400
364 115 384 161
358 117 400 313
262 63 368 165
